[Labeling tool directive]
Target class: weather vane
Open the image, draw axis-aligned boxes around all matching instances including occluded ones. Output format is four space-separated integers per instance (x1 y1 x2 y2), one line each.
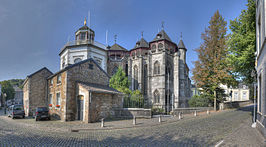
161 21 164 30
141 31 144 38
180 32 183 40
114 35 117 43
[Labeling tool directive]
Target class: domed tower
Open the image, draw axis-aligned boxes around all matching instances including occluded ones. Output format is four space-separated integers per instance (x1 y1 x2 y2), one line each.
75 18 95 42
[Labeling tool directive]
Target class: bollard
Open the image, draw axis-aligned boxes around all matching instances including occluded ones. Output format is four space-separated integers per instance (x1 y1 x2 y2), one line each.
133 116 136 125
207 109 210 115
159 115 162 123
178 112 182 119
194 110 197 116
101 118 104 128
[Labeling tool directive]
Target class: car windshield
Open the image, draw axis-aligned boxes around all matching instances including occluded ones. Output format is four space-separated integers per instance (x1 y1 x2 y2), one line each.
14 106 23 110
37 107 48 111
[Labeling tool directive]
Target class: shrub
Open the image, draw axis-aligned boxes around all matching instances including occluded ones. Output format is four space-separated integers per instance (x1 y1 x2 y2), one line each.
188 94 212 107
151 107 164 115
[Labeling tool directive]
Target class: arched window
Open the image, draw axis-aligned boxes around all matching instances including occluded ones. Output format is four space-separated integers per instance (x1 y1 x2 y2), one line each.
112 66 118 75
154 90 160 103
74 58 82 64
158 43 163 49
154 61 160 75
133 65 138 90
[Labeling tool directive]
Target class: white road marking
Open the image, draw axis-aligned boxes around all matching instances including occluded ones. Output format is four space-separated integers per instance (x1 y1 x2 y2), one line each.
215 140 224 147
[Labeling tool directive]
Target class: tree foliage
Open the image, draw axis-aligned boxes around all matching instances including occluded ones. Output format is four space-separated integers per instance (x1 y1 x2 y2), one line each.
193 10 232 94
0 80 15 100
227 0 256 85
188 94 212 107
109 67 131 95
109 67 144 108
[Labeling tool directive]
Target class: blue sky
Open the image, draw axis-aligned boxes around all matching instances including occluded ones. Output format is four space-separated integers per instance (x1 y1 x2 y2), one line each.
0 0 247 81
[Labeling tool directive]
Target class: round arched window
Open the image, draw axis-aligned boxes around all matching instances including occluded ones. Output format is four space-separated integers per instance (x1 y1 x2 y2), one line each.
158 43 163 49
74 58 82 63
152 44 156 49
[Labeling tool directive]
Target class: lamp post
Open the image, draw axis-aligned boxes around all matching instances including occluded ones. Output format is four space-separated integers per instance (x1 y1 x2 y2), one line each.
251 70 256 128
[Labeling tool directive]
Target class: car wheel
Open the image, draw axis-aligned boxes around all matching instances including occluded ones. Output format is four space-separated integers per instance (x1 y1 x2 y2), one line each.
48 117 51 120
22 115 25 119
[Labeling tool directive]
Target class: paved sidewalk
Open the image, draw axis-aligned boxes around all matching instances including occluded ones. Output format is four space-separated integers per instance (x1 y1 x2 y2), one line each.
0 108 217 133
220 118 266 147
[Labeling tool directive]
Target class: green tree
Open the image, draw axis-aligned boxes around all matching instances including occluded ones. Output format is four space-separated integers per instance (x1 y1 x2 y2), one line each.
0 81 15 100
227 0 256 95
109 67 131 95
192 10 232 110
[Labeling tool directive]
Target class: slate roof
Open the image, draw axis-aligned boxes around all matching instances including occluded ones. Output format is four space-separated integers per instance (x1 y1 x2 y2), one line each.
178 39 186 49
75 25 95 33
22 67 53 86
47 58 110 79
152 30 172 42
78 81 121 94
109 43 127 51
134 38 149 49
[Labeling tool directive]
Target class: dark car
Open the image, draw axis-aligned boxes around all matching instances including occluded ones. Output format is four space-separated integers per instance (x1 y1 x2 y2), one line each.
7 105 25 119
35 107 50 121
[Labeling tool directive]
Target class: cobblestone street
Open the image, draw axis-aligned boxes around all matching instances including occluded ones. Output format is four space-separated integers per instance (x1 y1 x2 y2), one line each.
0 105 265 146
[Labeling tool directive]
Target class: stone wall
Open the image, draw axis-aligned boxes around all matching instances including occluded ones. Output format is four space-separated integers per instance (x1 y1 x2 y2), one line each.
66 60 110 121
23 68 52 116
89 93 123 122
172 107 213 115
47 71 67 120
114 108 152 118
23 79 30 116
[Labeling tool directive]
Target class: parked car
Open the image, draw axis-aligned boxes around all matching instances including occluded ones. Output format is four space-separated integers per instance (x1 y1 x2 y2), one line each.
35 107 50 121
7 105 25 119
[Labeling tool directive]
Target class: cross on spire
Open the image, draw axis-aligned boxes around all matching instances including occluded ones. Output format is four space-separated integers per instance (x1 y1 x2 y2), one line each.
161 21 164 30
114 35 117 43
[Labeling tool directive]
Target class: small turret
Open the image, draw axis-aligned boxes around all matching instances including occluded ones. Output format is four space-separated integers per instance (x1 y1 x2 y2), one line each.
178 38 187 63
75 18 95 42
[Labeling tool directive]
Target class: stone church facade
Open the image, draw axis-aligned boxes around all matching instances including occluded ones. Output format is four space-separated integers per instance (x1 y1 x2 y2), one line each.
59 20 192 112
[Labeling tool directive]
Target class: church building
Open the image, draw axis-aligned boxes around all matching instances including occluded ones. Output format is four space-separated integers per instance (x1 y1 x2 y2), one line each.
61 20 192 112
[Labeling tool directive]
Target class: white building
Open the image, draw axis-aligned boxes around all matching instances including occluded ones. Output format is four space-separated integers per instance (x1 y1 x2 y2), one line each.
256 0 266 138
59 19 108 71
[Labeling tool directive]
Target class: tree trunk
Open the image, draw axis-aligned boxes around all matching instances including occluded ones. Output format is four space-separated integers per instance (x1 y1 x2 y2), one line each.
214 90 217 111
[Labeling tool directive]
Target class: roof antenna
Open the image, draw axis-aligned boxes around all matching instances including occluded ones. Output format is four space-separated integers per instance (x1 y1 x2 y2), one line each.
114 34 117 44
88 11 91 28
105 30 108 46
161 21 164 30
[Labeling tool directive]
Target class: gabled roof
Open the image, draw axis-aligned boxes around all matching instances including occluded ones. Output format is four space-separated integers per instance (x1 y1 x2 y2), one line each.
47 58 110 79
178 39 186 49
134 38 149 49
22 67 53 86
109 43 127 51
77 81 122 94
152 30 172 42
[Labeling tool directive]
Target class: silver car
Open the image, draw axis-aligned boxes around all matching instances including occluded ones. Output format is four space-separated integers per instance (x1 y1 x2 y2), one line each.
7 105 25 119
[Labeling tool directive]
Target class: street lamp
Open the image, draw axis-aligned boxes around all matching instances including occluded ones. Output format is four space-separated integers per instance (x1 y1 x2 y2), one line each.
251 70 256 128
